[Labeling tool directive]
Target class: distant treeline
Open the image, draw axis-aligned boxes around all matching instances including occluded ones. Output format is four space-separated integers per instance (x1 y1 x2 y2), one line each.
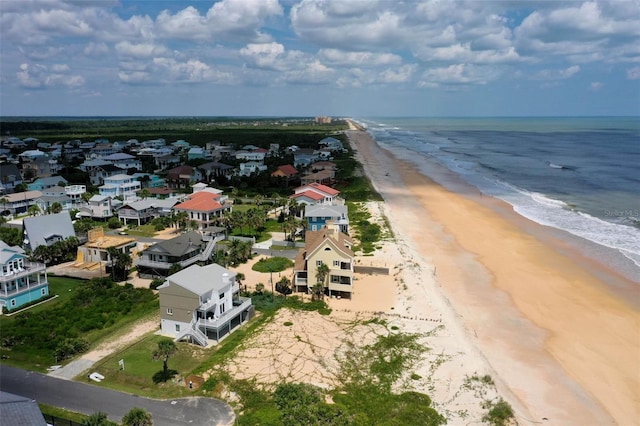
0 117 349 146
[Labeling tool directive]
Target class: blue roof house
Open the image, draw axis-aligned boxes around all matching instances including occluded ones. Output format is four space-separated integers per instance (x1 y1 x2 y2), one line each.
0 241 49 312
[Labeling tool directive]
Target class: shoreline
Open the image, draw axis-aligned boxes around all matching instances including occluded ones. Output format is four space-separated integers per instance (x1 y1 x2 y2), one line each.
345 124 639 425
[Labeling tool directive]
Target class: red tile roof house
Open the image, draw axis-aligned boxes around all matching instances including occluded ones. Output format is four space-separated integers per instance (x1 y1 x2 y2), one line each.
271 164 299 186
172 191 232 230
291 182 343 206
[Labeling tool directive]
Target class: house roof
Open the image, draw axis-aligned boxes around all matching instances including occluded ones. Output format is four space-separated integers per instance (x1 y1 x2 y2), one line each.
5 191 43 203
89 194 111 202
304 204 348 218
0 241 26 264
23 212 75 249
273 165 298 177
174 191 224 213
199 161 234 171
0 163 21 180
294 182 340 196
31 176 68 186
121 198 179 211
294 228 354 271
290 190 324 201
0 391 48 426
168 165 194 175
104 153 135 161
165 263 235 295
148 187 175 195
144 231 204 257
95 164 122 173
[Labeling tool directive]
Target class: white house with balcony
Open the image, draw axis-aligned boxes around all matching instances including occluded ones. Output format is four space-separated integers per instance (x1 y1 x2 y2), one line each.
158 264 254 346
64 184 86 204
102 153 142 171
99 174 141 202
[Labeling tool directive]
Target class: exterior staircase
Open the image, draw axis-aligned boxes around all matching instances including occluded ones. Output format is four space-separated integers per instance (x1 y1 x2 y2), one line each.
175 317 208 346
198 235 223 262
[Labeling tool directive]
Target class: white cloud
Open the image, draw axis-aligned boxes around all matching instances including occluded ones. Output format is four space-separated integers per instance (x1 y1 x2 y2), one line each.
418 63 497 87
115 41 169 59
318 49 402 67
17 62 85 89
84 42 109 57
378 64 416 83
590 81 603 91
534 65 581 80
152 57 233 83
118 70 151 84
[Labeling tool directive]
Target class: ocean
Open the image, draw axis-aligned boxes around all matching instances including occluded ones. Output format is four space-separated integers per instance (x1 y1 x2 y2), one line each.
356 117 640 282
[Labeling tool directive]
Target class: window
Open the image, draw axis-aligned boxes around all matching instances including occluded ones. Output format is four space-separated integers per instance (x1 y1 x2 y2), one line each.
175 324 180 332
316 260 322 266
167 308 173 315
333 260 340 267
41 288 46 296
219 292 225 300
11 299 16 307
331 276 340 283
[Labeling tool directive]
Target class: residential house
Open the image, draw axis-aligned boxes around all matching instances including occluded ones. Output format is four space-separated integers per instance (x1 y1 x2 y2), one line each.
99 174 141 202
0 391 48 425
27 176 68 191
35 186 73 212
155 154 181 171
89 164 122 186
293 148 321 168
137 230 219 278
0 164 23 194
309 161 337 173
148 187 181 199
237 161 267 177
293 225 354 299
300 169 334 186
318 137 344 151
20 157 61 179
172 140 191 152
23 212 75 251
77 195 114 219
18 150 47 162
291 183 343 206
118 198 180 226
64 184 87 205
172 191 231 230
92 144 115 158
198 161 234 183
166 165 203 190
271 164 299 185
142 138 166 148
1 191 43 215
158 263 254 345
304 204 349 233
0 241 49 312
188 147 211 161
79 158 111 172
75 227 135 270
235 149 266 162
102 153 142 171
132 173 165 188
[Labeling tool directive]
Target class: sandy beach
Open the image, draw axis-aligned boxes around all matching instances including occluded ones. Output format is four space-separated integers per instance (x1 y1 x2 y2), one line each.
345 125 639 425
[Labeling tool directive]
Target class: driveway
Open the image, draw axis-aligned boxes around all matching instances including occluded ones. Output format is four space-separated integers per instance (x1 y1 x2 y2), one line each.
0 365 235 426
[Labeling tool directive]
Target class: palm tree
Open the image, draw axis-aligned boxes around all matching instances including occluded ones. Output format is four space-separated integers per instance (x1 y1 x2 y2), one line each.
121 407 152 426
313 262 330 301
50 202 63 214
27 204 41 216
139 188 151 200
152 338 177 381
0 197 9 216
82 412 115 426
235 272 246 293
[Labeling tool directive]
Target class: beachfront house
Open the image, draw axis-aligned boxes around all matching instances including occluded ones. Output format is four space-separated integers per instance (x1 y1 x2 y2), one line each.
0 241 49 313
291 182 343 208
136 230 219 278
304 204 349 233
117 198 179 226
99 174 141 202
158 264 254 345
293 225 355 299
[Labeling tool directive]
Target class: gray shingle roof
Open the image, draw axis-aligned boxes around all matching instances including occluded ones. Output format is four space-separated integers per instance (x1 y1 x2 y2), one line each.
167 263 234 295
23 212 75 250
0 391 47 426
145 231 204 257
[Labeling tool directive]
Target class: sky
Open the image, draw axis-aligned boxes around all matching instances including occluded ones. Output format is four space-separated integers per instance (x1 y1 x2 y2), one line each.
1 0 639 117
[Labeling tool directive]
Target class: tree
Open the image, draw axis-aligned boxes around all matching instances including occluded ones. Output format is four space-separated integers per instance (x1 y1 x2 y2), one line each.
82 412 116 426
235 272 246 293
139 188 151 200
152 338 177 381
313 262 330 301
0 197 9 215
107 217 122 229
49 202 63 214
276 276 292 298
167 263 183 276
122 407 153 426
27 204 41 216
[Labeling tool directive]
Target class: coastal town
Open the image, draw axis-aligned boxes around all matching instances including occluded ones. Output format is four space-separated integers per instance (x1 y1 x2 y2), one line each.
1 117 636 426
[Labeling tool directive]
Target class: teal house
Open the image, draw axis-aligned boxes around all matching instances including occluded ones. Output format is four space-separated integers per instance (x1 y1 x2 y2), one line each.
0 241 49 312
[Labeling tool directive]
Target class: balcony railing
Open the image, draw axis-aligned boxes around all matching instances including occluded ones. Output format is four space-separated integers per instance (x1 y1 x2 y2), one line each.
0 262 46 283
1 282 47 297
136 256 200 270
197 297 251 331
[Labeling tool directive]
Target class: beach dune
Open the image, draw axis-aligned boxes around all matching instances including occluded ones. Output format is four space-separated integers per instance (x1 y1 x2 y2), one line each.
345 124 639 426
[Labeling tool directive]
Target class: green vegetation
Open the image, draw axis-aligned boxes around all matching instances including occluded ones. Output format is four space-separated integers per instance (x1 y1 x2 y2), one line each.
347 202 383 254
0 277 157 370
482 398 515 426
251 257 294 273
124 224 158 237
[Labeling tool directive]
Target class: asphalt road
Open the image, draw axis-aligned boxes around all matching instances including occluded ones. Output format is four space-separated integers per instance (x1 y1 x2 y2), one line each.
0 365 235 426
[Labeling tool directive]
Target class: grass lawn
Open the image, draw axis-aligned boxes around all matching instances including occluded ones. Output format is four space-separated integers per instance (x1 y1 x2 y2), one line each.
88 334 209 398
124 224 157 238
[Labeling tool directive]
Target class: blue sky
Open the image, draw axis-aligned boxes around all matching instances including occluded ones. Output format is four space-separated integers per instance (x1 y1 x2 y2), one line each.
1 0 639 117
